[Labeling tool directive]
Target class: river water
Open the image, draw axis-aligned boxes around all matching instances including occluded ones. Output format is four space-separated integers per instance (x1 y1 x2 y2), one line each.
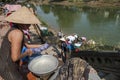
35 5 120 46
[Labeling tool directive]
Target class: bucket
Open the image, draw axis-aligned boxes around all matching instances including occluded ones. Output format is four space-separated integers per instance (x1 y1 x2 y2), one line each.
41 29 48 36
40 27 48 36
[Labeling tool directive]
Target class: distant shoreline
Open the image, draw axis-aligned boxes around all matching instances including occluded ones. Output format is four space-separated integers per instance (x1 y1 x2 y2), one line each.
29 1 120 8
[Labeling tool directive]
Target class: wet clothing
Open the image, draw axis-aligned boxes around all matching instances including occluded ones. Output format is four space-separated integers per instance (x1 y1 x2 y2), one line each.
21 43 49 62
0 27 27 80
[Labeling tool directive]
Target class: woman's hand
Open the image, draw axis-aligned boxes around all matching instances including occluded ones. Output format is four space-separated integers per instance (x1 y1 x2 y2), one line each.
25 49 33 56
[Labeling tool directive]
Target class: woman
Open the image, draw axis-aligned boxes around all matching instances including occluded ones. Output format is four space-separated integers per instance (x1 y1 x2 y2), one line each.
0 6 41 80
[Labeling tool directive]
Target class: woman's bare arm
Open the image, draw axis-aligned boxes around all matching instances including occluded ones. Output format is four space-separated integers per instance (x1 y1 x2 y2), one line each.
9 30 32 62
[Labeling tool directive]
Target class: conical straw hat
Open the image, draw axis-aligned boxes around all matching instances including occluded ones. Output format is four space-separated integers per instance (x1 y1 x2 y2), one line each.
60 37 66 41
5 6 41 24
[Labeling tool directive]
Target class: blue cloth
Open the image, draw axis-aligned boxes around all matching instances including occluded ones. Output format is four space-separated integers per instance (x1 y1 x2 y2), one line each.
21 46 29 62
21 46 41 62
30 43 49 53
66 43 75 51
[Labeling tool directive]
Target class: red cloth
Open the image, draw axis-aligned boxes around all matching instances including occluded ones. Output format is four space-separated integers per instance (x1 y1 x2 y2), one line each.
6 12 12 27
75 48 80 52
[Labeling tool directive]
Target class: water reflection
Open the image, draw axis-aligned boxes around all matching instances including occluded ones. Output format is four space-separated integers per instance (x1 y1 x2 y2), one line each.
104 11 109 18
115 14 120 26
36 5 120 46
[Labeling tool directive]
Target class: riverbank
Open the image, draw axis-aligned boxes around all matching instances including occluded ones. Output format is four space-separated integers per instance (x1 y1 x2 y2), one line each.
0 3 120 50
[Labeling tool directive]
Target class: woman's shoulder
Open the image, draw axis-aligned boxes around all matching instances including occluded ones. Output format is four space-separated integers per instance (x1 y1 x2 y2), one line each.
10 28 23 34
9 29 23 39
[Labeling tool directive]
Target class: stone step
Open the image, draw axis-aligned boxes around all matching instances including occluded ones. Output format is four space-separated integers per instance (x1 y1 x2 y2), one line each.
30 39 42 44
30 36 40 40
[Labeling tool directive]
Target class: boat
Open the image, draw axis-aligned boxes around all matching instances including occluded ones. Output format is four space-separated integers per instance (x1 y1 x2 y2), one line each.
72 50 120 77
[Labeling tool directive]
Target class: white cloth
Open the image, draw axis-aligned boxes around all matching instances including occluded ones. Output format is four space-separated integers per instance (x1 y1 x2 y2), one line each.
74 34 78 38
40 26 47 30
74 42 82 47
66 35 75 43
